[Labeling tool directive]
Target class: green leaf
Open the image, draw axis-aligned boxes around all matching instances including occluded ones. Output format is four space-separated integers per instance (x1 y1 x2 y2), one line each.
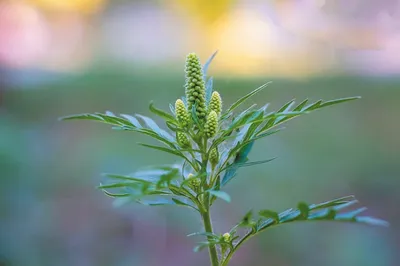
187 232 220 239
102 190 130 198
104 173 153 184
120 114 142 128
224 157 277 171
149 101 177 122
207 190 231 203
203 50 218 79
225 82 271 115
355 217 389 227
298 202 310 218
309 195 356 210
136 114 174 142
259 210 279 223
256 196 388 232
171 198 198 211
319 96 361 108
293 99 308 111
169 103 175 116
98 182 140 189
193 242 214 253
205 77 214 104
137 143 185 159
240 210 254 227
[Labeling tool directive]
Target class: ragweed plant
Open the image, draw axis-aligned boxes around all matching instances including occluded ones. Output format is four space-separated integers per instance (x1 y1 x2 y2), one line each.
60 52 388 266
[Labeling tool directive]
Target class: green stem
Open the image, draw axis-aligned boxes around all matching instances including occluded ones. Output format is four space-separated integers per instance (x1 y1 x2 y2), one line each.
201 205 219 266
221 230 253 266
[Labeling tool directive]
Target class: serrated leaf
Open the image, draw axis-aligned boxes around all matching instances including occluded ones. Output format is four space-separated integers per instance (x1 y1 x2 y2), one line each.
203 50 218 79
149 101 177 122
225 82 271 114
207 190 231 203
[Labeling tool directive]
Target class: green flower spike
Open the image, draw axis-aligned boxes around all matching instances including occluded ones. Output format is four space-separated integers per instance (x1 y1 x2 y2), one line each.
175 99 190 129
176 132 191 148
185 53 207 122
209 91 222 117
209 147 219 169
204 110 218 138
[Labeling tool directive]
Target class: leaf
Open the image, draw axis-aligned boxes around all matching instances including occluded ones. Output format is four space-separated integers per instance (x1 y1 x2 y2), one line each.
318 96 361 108
205 77 213 104
259 210 279 222
224 157 277 171
298 202 310 218
149 101 177 122
293 99 308 111
193 242 214 253
136 114 174 142
355 217 389 227
309 195 356 210
138 198 184 206
104 173 154 184
137 143 185 159
169 103 176 115
256 196 388 232
171 198 198 211
102 190 130 198
203 50 218 79
120 114 142 128
240 210 254 227
187 232 220 239
225 82 271 114
98 182 140 189
207 190 231 203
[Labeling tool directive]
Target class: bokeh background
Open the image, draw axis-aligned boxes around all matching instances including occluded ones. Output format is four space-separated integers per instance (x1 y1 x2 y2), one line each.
1 0 399 265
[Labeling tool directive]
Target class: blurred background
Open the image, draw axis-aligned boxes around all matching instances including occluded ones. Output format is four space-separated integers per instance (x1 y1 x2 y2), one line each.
1 0 399 265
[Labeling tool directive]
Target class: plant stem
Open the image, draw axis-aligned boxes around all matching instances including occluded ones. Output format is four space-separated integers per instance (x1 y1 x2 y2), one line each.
201 203 219 266
221 231 253 266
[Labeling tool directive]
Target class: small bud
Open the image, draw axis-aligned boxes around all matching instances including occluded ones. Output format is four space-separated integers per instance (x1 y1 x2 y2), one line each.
209 91 222 117
204 110 218 138
176 132 191 148
187 174 201 193
175 99 190 128
185 53 207 123
209 147 219 169
223 233 231 242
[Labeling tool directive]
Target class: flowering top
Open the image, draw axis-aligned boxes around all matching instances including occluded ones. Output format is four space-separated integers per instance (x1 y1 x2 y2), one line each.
175 99 190 129
205 110 218 138
209 91 222 117
185 53 207 123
